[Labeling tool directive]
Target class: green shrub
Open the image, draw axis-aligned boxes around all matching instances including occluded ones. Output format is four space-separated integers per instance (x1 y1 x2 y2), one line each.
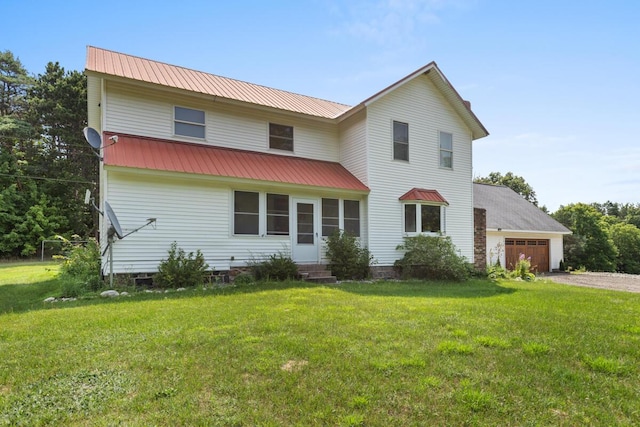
233 272 255 285
58 237 102 296
487 263 508 280
153 242 209 288
510 253 535 281
249 252 298 281
394 234 470 281
325 230 373 280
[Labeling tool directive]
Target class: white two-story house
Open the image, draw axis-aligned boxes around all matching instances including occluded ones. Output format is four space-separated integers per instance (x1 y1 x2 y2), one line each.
85 46 488 276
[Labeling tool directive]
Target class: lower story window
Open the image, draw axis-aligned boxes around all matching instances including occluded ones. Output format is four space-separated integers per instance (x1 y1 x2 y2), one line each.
421 205 441 233
322 198 361 237
267 194 289 235
234 191 259 235
404 205 416 233
344 200 360 237
322 198 339 237
404 204 442 234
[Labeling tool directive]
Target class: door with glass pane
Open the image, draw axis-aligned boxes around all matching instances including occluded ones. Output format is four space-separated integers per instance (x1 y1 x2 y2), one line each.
292 199 318 263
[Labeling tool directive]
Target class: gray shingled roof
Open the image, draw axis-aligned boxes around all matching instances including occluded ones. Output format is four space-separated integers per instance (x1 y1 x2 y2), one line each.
473 183 571 233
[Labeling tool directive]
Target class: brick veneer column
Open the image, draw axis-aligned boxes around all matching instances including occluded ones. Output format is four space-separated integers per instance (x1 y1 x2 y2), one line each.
474 208 487 270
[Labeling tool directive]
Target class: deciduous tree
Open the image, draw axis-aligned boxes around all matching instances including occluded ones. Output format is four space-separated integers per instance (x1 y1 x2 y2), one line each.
474 171 538 205
553 203 617 271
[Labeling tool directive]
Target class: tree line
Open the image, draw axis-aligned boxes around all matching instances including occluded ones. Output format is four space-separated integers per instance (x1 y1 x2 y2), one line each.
1 50 96 258
476 172 640 274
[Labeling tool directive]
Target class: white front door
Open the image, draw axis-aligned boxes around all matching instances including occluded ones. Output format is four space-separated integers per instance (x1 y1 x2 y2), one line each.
292 199 319 263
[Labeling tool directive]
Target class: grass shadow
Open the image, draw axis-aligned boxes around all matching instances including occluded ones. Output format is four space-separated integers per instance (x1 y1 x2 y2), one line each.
0 279 63 314
331 279 516 298
1 277 516 316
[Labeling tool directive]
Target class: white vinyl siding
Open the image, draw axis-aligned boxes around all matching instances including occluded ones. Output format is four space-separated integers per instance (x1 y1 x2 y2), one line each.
103 81 339 162
104 169 366 273
365 74 475 265
99 72 477 270
86 74 101 131
339 110 369 187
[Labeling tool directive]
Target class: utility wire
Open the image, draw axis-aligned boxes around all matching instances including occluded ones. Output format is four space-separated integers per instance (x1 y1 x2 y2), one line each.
0 172 95 185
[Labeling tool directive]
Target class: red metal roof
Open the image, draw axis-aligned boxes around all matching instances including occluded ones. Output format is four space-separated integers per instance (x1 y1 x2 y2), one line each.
399 188 448 205
103 133 369 192
86 47 351 119
85 47 488 139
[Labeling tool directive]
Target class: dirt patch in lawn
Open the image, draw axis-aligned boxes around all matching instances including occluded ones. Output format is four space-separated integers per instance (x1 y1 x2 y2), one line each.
543 272 640 293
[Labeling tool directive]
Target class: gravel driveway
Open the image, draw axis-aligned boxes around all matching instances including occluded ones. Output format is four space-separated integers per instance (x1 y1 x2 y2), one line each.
543 272 640 293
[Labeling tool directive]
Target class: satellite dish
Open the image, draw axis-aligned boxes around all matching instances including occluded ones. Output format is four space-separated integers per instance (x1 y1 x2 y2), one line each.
83 127 102 150
104 201 124 239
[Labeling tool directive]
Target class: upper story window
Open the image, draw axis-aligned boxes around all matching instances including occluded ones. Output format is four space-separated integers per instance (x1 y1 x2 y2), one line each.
393 121 409 161
269 123 294 151
439 131 453 169
174 106 205 139
404 204 442 234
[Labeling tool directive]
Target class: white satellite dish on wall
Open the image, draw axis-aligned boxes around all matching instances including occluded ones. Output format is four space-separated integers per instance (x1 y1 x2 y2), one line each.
104 201 124 239
83 127 102 150
83 127 118 160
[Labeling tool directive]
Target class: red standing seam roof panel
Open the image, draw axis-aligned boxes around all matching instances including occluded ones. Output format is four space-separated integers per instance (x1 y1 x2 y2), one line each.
87 47 351 119
103 133 369 192
399 188 448 205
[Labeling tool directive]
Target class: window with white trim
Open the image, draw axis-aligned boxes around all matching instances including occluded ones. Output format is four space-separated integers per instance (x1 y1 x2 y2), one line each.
343 200 360 237
439 131 453 169
404 204 443 234
234 191 290 236
321 198 361 237
174 106 205 138
269 123 294 151
266 193 289 235
393 121 409 161
322 198 339 237
234 191 259 235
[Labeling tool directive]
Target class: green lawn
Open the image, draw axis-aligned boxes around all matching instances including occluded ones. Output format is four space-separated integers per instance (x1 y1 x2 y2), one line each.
1 263 639 425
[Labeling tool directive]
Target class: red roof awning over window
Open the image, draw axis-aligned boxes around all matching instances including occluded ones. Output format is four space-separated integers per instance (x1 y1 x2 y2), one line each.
102 133 369 192
399 188 448 205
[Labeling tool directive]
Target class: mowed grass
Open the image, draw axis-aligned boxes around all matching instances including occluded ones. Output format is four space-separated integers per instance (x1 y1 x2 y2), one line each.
1 263 639 425
0 262 61 314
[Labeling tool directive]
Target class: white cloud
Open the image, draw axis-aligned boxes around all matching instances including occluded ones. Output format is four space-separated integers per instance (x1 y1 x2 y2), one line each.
331 0 472 46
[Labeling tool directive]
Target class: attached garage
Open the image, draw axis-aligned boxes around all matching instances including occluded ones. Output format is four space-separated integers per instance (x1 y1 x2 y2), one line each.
505 238 549 273
474 183 571 272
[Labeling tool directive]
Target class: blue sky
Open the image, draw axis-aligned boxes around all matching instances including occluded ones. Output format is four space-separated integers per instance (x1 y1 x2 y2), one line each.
3 0 639 211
